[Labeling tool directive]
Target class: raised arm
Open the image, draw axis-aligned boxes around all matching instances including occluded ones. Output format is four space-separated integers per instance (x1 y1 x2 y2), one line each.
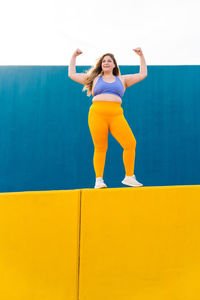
68 48 87 84
122 48 147 88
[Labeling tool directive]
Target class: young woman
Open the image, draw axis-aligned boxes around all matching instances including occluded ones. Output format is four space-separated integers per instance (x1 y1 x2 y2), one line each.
68 48 147 188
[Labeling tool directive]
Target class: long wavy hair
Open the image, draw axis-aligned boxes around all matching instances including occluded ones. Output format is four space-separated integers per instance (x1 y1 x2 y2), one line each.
82 53 120 97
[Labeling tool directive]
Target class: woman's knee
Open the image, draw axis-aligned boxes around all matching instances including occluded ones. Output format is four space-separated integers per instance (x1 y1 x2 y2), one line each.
94 142 108 152
124 136 136 150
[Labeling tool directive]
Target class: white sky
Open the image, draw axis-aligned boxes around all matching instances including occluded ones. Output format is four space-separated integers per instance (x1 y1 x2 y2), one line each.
0 0 199 65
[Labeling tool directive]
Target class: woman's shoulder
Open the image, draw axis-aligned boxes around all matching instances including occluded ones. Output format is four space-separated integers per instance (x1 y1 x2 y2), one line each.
117 74 125 81
95 74 102 79
117 75 126 89
93 74 101 84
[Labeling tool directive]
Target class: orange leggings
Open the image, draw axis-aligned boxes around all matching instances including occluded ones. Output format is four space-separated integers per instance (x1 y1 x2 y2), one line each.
88 101 136 178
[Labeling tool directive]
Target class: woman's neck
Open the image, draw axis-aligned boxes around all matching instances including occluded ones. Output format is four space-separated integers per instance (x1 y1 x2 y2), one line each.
102 71 114 77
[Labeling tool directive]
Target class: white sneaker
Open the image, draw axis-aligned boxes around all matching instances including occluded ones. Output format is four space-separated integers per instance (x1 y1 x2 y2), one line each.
94 177 107 189
122 175 143 187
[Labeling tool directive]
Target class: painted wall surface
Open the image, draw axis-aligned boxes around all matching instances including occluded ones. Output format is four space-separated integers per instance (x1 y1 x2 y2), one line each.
0 189 80 300
1 186 200 299
0 66 199 192
80 185 200 300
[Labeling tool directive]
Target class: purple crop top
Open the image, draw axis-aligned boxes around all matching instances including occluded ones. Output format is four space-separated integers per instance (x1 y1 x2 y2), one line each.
93 76 125 98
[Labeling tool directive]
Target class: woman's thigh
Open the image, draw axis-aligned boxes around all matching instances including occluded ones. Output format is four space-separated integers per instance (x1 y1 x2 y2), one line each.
88 109 109 150
109 113 136 149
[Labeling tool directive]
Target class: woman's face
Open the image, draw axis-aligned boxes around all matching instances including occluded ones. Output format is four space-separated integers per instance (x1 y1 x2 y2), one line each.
101 55 115 73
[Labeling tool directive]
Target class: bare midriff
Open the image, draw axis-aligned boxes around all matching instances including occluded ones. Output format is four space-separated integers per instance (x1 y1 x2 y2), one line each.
92 93 122 104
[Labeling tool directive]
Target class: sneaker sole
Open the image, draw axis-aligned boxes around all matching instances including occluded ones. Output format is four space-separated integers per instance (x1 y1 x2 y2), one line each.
94 183 107 189
94 185 107 189
121 180 143 187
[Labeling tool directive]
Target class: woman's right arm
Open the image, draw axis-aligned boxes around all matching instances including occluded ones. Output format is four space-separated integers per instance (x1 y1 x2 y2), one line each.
68 49 87 84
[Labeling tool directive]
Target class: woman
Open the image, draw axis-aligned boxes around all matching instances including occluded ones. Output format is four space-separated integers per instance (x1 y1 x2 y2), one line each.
68 48 147 188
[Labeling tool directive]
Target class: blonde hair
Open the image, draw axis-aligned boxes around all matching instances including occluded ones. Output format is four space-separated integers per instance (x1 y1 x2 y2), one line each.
82 53 120 97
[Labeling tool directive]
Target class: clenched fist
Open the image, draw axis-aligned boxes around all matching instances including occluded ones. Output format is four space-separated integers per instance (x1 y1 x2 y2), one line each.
73 48 83 57
133 47 143 56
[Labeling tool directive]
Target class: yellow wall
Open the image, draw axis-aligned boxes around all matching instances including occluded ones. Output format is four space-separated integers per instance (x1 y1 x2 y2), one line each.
1 185 200 300
0 190 81 300
80 186 200 300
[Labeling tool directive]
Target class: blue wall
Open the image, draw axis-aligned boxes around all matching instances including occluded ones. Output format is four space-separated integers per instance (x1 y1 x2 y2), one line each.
0 66 199 192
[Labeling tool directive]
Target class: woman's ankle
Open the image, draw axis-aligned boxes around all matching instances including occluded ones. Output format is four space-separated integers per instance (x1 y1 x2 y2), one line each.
96 177 103 181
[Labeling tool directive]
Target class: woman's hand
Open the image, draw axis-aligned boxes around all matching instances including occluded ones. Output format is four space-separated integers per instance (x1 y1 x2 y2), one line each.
73 48 83 57
133 47 143 56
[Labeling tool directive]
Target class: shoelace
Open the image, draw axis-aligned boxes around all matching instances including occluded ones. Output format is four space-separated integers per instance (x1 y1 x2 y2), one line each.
96 178 104 182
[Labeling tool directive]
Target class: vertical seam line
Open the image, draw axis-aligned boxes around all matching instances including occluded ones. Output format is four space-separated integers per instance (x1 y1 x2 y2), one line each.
77 189 82 300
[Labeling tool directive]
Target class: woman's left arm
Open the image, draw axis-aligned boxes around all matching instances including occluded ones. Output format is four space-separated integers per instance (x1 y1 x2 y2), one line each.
122 48 147 88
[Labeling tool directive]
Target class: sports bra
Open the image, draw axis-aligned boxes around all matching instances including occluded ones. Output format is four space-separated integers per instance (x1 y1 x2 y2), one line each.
93 75 125 98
